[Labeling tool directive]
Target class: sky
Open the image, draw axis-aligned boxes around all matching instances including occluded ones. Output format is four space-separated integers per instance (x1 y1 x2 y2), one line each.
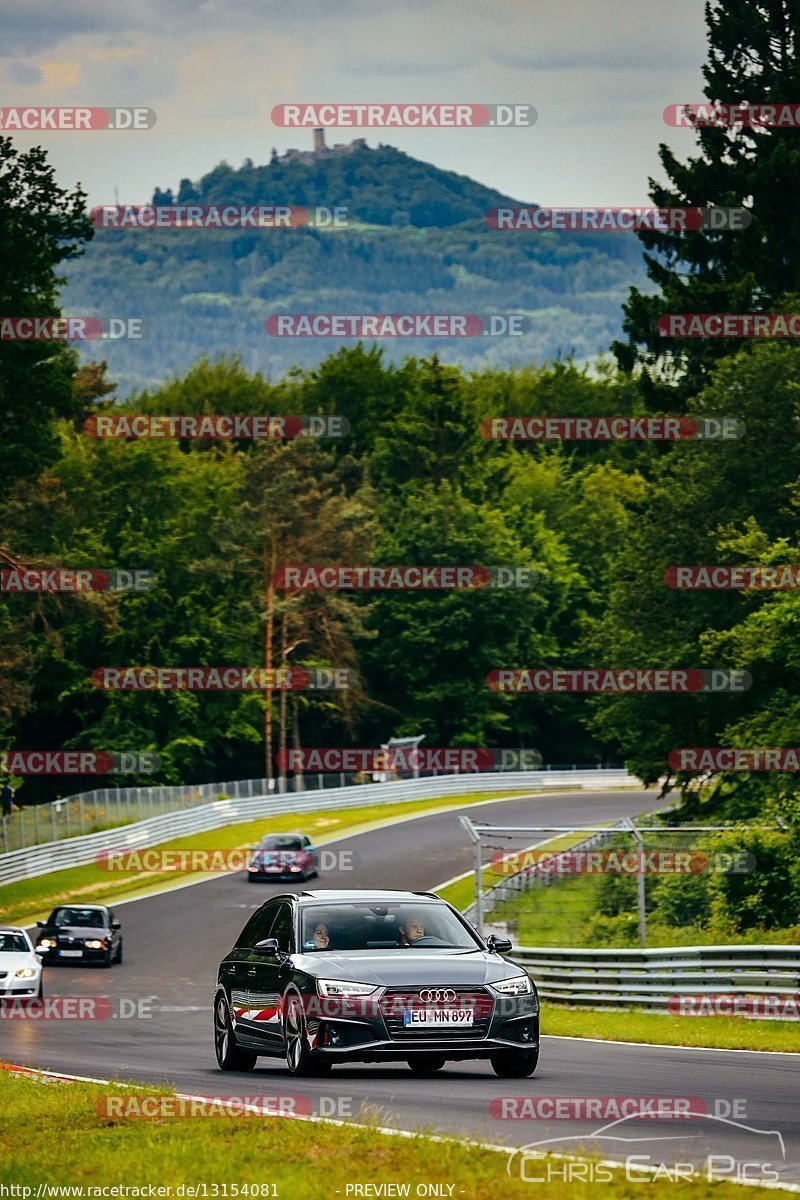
1 0 709 207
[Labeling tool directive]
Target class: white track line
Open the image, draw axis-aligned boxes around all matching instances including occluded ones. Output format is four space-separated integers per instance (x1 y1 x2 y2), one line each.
5 1063 799 1193
544 1034 800 1057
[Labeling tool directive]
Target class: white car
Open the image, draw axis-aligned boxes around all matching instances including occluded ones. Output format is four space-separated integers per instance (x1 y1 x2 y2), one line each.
0 927 44 998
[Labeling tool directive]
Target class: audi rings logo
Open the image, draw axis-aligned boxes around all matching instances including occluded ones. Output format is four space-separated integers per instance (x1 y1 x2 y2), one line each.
418 988 457 1004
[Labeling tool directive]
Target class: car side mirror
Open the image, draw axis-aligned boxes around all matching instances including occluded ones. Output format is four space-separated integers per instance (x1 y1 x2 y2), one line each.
111 922 121 931
36 921 44 928
253 937 280 957
487 934 513 954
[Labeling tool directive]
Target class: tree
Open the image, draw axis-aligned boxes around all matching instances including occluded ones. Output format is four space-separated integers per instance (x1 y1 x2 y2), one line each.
615 0 800 397
0 138 93 499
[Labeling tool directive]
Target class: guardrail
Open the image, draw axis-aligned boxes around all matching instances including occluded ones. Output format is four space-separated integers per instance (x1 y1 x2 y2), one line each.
511 944 800 1011
0 768 639 887
0 762 627 854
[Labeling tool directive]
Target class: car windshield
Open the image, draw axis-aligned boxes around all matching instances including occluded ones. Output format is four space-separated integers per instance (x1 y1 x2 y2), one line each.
0 933 28 953
259 836 303 851
52 908 106 928
300 902 479 952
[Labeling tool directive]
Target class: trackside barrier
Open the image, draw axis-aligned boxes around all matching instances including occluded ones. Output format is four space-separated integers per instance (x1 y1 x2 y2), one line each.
463 823 625 926
510 943 800 1011
0 769 638 887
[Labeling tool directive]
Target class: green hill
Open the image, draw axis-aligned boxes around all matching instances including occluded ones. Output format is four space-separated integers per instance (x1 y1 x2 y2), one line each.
62 142 647 392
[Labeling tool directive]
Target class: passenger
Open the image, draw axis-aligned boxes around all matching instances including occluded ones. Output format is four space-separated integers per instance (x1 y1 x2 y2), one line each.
313 922 331 950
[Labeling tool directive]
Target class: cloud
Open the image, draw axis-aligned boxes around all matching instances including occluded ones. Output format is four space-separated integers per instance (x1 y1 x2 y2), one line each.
4 61 43 85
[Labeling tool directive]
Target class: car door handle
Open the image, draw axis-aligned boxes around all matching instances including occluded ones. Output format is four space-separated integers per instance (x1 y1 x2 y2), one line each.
248 967 257 977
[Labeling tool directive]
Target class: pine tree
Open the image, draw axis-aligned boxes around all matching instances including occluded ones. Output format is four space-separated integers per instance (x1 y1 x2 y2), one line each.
615 0 800 399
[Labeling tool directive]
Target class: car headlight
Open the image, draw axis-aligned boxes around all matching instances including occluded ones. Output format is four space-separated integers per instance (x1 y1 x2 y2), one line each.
86 940 106 950
37 938 56 950
317 980 378 997
14 967 37 979
490 974 534 995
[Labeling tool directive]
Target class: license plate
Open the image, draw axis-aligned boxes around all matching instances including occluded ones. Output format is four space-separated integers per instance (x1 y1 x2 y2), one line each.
58 949 83 958
403 1008 474 1027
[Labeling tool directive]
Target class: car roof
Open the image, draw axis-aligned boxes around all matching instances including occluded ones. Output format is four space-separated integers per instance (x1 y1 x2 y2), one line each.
0 927 28 935
51 903 109 912
293 890 440 904
259 831 308 838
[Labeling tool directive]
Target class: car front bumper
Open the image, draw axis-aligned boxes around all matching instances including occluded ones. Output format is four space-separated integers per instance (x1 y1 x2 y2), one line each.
306 989 539 1062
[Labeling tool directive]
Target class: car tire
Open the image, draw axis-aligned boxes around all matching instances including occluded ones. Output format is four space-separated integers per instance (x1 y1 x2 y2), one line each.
490 1047 539 1078
114 941 123 964
283 993 331 1076
214 993 257 1072
101 951 113 968
407 1055 446 1074
37 980 44 999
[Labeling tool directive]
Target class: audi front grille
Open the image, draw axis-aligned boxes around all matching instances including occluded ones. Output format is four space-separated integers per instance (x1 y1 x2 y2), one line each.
379 986 494 1040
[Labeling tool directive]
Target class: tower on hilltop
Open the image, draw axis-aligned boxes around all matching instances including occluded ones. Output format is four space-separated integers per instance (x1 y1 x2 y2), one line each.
313 127 325 152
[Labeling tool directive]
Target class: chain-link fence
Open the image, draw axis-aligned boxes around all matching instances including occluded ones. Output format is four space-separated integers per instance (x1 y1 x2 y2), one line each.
460 817 778 949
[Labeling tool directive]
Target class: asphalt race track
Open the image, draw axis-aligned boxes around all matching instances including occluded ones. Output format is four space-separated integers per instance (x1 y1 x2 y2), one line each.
3 789 799 1186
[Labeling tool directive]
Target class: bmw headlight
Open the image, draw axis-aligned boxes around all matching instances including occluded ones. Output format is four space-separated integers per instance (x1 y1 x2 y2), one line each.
490 974 534 995
317 980 378 997
86 940 106 950
14 967 36 979
37 938 56 950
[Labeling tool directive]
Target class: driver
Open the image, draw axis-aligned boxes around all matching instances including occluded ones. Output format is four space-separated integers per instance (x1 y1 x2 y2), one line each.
398 913 425 946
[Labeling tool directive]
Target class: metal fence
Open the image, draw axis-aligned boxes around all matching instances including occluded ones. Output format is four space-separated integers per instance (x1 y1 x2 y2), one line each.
0 763 626 855
511 943 800 1012
0 768 639 887
463 823 624 926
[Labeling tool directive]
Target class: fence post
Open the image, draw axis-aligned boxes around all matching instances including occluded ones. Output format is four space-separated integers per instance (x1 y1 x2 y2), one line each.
79 795 85 833
474 836 484 936
630 821 647 948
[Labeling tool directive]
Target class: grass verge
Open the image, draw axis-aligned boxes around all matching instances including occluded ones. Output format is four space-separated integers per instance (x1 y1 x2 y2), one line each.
543 1003 800 1053
435 835 800 1054
0 1068 756 1199
0 790 529 927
